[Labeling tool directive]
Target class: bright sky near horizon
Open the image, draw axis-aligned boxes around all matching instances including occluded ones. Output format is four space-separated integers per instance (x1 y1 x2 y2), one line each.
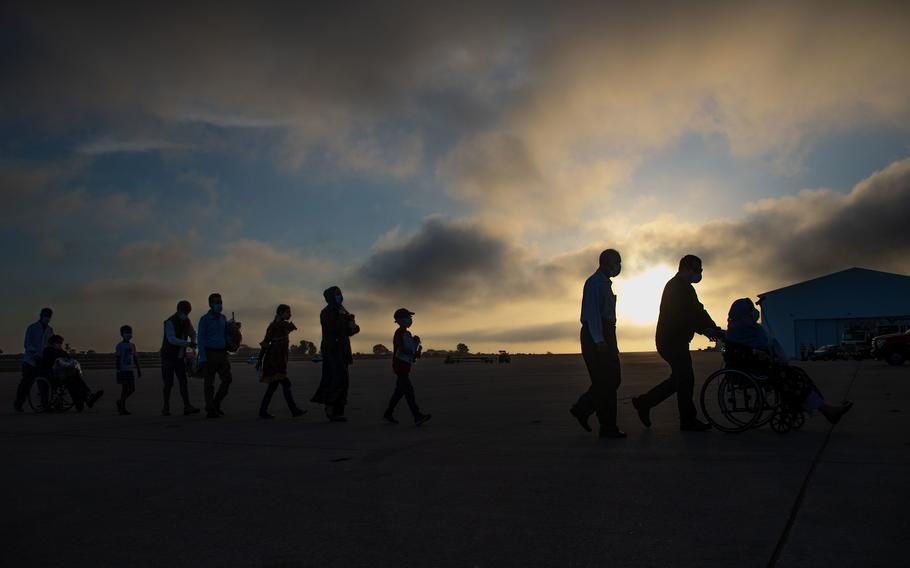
2 1 910 354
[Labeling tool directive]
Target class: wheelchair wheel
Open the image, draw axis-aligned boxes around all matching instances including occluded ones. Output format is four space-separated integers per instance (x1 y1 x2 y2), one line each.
50 386 74 412
770 409 793 434
755 381 780 429
700 369 765 433
26 377 50 412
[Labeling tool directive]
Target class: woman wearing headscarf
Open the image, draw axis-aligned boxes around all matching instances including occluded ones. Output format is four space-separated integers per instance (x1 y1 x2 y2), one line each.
257 304 306 419
310 286 360 421
726 298 853 424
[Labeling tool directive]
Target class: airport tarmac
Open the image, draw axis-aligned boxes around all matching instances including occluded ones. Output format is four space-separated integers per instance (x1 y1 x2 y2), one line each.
1 353 907 567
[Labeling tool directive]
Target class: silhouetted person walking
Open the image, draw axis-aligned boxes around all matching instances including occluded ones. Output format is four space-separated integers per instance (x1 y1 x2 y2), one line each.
160 300 200 416
115 325 141 415
257 304 306 419
199 293 232 418
383 308 431 426
311 286 360 422
570 249 626 439
632 255 722 431
14 308 54 412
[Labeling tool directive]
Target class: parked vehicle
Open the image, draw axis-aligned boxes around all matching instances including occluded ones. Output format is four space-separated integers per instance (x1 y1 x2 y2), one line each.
809 344 842 361
445 354 494 364
498 350 511 363
840 330 872 359
872 329 910 366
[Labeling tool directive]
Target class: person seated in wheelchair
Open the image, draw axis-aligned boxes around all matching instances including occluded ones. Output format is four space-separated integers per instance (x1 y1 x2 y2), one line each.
40 335 104 412
724 298 852 424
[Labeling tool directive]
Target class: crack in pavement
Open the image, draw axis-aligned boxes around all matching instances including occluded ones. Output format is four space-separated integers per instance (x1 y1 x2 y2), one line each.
767 365 861 568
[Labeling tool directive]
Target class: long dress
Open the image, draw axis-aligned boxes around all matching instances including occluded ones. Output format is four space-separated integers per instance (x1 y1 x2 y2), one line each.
310 304 359 414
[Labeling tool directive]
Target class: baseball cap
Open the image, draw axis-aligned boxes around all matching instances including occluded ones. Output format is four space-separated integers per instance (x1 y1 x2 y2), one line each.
393 308 415 321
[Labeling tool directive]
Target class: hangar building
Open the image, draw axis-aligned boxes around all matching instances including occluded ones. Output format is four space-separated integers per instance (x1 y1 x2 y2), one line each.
757 267 910 359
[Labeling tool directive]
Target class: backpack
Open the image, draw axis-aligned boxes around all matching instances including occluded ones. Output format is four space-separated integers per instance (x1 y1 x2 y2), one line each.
225 317 243 353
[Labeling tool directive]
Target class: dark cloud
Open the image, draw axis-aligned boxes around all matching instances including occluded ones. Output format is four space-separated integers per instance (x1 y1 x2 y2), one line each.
355 216 524 301
352 213 616 306
2 1 540 126
631 158 910 287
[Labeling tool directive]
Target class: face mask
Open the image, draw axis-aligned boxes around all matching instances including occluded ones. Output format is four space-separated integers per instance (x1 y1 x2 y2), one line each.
212 303 223 313
610 264 621 278
40 316 51 325
178 312 188 321
335 294 343 305
282 313 292 321
123 333 132 340
691 272 702 284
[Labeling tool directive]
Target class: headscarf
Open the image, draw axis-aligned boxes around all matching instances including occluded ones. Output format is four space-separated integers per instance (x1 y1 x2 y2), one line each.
726 298 769 350
323 286 341 306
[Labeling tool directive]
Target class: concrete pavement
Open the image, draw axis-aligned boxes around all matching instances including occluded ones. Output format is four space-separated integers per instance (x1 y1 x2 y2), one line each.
1 353 907 567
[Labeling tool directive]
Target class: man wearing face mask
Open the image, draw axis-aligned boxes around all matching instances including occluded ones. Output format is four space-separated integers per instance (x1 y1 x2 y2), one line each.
632 254 722 431
198 293 232 418
570 249 626 439
14 308 55 412
160 300 200 416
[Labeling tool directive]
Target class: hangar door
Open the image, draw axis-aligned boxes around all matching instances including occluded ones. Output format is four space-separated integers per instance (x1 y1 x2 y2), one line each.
794 320 816 351
815 319 838 346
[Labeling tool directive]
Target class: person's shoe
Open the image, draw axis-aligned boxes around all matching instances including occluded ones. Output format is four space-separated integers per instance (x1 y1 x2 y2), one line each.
569 406 592 432
206 410 221 419
383 410 399 424
599 428 627 439
631 396 652 428
680 419 712 431
183 405 201 415
328 415 347 422
13 402 24 413
117 400 130 416
415 413 432 427
291 407 307 418
161 406 172 416
259 412 275 419
75 404 84 413
87 390 103 408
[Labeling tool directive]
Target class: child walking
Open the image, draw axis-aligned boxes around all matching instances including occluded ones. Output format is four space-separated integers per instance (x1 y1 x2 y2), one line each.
116 325 141 415
383 308 431 426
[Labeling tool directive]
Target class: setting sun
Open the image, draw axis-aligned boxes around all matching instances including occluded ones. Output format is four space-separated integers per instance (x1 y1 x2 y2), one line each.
614 265 677 325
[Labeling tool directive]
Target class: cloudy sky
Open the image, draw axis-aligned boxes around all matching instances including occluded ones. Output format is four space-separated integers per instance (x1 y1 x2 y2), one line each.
2 0 910 354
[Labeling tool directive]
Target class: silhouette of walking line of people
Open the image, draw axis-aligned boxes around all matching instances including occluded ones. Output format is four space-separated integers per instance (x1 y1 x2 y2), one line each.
11 251 854 436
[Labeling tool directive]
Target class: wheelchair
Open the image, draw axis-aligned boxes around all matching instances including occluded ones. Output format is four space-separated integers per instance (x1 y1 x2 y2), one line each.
699 341 813 434
27 376 74 413
26 359 81 413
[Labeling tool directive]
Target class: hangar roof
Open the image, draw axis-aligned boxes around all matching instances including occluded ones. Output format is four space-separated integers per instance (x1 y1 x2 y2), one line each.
758 267 910 300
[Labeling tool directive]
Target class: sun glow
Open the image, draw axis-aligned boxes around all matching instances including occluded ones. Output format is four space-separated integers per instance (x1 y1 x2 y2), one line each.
614 265 676 325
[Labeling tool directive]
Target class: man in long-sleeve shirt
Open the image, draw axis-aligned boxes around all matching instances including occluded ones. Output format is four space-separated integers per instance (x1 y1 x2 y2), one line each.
570 249 626 439
14 308 54 411
198 293 232 418
633 255 722 431
160 300 200 416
